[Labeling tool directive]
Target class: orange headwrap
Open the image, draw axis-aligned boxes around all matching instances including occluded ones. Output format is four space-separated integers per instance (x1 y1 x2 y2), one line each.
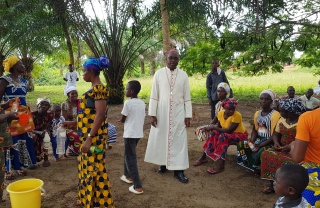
3 56 20 72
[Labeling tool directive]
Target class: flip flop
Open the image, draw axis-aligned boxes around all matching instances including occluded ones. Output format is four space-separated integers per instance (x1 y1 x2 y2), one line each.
193 159 208 166
120 175 133 184
262 187 275 194
206 168 224 175
129 185 143 195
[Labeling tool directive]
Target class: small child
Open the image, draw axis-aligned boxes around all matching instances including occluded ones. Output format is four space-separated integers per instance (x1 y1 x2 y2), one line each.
50 104 65 161
273 164 309 208
0 102 18 202
119 80 145 194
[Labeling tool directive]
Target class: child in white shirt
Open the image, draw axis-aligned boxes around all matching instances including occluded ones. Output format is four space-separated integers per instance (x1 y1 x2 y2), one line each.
119 80 145 194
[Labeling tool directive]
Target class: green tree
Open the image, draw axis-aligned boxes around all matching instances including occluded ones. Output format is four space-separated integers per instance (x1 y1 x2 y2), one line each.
67 0 161 104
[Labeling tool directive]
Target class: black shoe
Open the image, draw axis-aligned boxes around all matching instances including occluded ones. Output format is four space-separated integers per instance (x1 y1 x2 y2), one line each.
174 172 189 183
158 165 167 173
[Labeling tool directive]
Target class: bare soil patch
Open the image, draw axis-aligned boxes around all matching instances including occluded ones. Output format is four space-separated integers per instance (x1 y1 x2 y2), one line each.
2 101 277 208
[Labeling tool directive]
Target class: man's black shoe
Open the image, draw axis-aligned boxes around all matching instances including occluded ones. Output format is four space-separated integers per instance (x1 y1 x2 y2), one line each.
174 172 189 183
158 165 167 173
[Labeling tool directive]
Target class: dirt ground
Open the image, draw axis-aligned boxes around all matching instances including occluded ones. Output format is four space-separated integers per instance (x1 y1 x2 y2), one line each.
2 101 279 208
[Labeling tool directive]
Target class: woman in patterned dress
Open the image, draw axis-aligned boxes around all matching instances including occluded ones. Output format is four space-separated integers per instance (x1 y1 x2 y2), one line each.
194 98 248 174
61 86 81 156
260 98 305 194
66 56 114 208
237 89 281 172
0 56 35 179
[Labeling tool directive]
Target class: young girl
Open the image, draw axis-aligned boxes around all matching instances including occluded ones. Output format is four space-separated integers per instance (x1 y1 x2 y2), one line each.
194 98 248 174
50 104 65 161
237 89 281 172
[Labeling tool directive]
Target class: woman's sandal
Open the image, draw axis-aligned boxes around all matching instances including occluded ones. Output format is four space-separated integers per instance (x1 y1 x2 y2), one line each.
43 161 51 167
206 168 224 175
16 170 27 176
72 200 81 207
262 186 275 194
4 173 14 180
193 159 208 166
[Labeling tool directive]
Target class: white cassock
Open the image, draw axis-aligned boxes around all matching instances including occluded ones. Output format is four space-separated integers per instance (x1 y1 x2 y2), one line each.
144 67 192 170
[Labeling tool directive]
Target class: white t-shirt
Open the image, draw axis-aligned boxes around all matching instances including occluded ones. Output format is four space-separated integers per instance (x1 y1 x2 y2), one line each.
121 98 145 138
64 71 79 87
299 95 320 109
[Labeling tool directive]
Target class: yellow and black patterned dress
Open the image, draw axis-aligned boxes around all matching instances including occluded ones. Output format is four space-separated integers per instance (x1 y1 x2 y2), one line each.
77 84 114 208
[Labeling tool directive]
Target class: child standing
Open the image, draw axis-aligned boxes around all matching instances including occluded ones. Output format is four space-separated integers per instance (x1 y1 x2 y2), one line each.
273 164 309 208
119 80 145 194
50 104 65 161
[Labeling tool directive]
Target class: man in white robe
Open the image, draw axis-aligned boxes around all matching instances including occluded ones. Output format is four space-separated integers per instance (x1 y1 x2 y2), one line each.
144 50 192 183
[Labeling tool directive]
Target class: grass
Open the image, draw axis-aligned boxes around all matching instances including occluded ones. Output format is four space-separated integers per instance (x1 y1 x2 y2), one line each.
27 67 319 105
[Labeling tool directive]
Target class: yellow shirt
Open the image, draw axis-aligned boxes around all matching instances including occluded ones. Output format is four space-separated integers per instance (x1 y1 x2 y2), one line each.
217 110 246 133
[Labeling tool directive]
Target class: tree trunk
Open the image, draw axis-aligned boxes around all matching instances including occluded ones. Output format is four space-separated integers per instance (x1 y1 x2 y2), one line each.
139 55 145 74
51 0 74 65
105 76 124 104
62 20 74 65
103 63 124 104
77 35 81 70
0 54 5 76
150 59 156 75
160 0 171 57
21 57 35 92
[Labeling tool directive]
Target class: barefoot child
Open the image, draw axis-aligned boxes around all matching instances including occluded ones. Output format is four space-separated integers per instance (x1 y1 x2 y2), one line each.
50 104 65 161
119 80 145 194
273 164 309 208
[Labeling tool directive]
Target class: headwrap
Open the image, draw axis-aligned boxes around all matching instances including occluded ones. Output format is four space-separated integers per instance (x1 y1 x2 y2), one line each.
221 98 238 108
260 89 276 101
37 97 51 106
3 56 20 72
64 86 77 96
217 82 230 96
83 55 109 71
279 98 306 115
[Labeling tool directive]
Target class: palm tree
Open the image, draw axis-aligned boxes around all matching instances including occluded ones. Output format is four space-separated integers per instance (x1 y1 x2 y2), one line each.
67 0 161 104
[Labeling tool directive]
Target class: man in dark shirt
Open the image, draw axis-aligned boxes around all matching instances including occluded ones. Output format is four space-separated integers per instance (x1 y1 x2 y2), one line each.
206 60 232 119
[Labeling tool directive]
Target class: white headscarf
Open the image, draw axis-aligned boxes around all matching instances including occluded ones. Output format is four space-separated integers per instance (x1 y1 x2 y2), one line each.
64 86 77 96
217 82 230 96
37 97 51 106
260 89 276 101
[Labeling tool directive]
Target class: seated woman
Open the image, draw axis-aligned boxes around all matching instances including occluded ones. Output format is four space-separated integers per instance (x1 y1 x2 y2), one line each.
237 89 281 172
30 98 53 167
261 98 306 194
194 98 248 174
61 86 80 156
196 82 230 141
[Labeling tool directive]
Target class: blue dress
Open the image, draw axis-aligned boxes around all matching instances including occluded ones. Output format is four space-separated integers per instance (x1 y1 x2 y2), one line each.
1 74 36 170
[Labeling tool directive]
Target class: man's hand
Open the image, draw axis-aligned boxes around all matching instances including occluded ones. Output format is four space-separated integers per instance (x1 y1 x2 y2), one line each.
185 118 190 128
151 116 157 127
209 100 213 106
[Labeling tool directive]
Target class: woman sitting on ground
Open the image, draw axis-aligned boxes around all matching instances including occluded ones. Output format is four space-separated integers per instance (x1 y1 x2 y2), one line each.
61 86 80 156
196 82 230 141
194 98 248 174
237 89 281 172
260 98 305 194
30 98 53 167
